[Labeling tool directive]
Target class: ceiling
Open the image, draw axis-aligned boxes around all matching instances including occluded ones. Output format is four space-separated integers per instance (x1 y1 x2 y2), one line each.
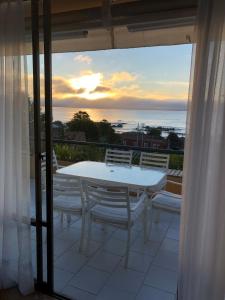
25 0 198 53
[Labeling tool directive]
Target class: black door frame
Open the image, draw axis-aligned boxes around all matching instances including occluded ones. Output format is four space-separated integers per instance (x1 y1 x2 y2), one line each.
31 0 54 295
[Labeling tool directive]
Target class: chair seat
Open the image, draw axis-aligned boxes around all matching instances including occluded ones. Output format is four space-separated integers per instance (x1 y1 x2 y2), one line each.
152 191 182 212
90 199 145 225
54 195 82 213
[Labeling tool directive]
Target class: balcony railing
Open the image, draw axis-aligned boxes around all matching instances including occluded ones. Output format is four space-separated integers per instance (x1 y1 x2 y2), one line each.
53 139 184 172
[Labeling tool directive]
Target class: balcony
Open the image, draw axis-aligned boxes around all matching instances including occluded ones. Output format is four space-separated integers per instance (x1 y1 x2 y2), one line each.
31 142 182 300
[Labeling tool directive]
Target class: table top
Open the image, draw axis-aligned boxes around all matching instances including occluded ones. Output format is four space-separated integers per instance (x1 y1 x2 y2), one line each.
57 161 166 190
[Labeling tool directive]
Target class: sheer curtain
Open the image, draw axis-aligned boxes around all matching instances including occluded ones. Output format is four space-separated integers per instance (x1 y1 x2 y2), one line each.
0 0 33 295
178 0 225 299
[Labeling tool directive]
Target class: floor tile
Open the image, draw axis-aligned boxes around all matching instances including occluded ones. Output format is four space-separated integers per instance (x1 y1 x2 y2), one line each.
153 250 178 271
55 226 81 242
54 267 75 292
103 237 127 256
61 285 97 300
145 265 178 293
148 223 168 242
131 237 160 256
166 228 180 241
82 239 102 257
88 250 121 273
160 238 179 254
55 247 88 273
54 237 77 258
97 285 135 300
89 226 113 243
106 266 145 293
111 228 139 243
136 285 175 300
120 251 153 273
69 266 110 294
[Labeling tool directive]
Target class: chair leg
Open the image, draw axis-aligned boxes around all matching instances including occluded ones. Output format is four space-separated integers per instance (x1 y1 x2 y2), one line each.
102 223 107 233
154 209 161 223
86 214 92 256
79 213 86 253
124 227 131 268
143 208 148 244
148 205 153 239
66 214 71 226
60 212 64 225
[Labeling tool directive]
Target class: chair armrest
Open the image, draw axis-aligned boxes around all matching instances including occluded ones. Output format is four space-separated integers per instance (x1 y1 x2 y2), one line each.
151 190 182 200
167 180 182 187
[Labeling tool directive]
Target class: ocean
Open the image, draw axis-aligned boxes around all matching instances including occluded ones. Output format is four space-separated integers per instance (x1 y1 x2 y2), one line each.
51 107 187 135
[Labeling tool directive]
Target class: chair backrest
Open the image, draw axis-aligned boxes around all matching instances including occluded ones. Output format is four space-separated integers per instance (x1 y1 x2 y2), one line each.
140 152 169 170
41 150 58 173
105 149 133 165
53 174 82 197
83 180 130 212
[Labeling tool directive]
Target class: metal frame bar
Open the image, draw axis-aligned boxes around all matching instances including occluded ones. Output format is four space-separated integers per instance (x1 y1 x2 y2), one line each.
43 0 54 293
31 0 43 288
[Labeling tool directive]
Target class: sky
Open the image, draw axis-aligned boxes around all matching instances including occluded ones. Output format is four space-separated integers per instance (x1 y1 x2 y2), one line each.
28 44 192 110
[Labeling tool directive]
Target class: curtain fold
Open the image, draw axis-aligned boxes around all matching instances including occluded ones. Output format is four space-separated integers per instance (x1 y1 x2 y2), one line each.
0 0 33 295
178 0 225 299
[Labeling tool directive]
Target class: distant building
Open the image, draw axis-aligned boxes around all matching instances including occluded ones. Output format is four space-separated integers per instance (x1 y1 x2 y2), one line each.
52 123 64 139
120 132 168 149
64 131 86 141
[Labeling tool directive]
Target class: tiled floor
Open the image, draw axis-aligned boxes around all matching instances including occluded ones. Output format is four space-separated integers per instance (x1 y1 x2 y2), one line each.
31 205 180 300
30 179 179 299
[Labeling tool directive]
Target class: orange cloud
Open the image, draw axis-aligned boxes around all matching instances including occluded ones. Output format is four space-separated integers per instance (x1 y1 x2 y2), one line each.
110 71 137 83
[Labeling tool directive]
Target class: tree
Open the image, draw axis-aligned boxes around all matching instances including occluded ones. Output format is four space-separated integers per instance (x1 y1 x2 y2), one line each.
97 119 121 144
72 111 90 121
66 111 99 141
167 132 181 150
147 127 162 138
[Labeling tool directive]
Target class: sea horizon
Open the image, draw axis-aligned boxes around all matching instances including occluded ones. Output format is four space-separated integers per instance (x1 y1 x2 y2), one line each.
49 106 187 134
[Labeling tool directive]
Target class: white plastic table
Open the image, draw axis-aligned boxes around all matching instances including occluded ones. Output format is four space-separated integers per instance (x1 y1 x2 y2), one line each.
57 161 166 191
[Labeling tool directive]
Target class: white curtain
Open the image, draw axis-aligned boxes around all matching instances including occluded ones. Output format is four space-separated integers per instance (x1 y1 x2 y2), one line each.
0 0 33 295
178 0 225 299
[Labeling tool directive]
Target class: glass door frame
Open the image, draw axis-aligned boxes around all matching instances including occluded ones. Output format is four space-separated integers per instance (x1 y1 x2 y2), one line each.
31 0 54 295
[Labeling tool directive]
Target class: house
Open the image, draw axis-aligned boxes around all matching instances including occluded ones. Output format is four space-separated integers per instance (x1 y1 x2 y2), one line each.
121 132 168 149
64 130 86 141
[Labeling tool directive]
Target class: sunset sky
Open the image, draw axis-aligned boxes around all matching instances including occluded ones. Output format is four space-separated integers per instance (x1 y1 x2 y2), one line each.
29 44 192 110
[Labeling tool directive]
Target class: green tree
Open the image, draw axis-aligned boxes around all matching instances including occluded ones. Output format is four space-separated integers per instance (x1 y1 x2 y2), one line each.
66 111 99 141
147 127 162 138
97 119 121 144
167 132 181 150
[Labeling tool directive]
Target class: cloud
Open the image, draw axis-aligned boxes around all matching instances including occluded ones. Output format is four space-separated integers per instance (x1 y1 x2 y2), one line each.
91 86 111 93
151 80 189 87
52 95 187 111
52 77 85 96
110 72 137 83
74 54 92 64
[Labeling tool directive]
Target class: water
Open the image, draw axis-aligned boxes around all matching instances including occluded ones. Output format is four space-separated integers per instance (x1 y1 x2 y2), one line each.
52 107 187 134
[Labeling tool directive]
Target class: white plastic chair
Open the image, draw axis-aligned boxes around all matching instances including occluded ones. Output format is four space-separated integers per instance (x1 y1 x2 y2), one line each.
140 152 169 170
41 149 62 173
53 174 86 252
105 149 133 166
151 180 182 224
83 180 148 268
41 150 64 191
